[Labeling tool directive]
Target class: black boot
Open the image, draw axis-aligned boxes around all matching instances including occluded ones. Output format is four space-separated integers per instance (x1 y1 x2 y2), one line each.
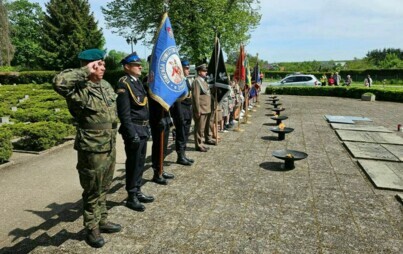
183 152 194 163
177 152 192 166
152 171 168 185
162 171 175 179
86 227 105 248
126 194 145 212
99 222 122 233
136 191 155 203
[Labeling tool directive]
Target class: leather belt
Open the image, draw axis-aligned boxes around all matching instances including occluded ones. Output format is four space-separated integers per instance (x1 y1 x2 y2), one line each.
132 119 149 126
79 122 117 130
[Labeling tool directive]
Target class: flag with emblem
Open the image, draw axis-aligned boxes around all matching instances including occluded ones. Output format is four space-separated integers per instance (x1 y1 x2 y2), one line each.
148 13 188 110
252 60 261 83
244 56 252 88
207 35 231 103
233 44 246 86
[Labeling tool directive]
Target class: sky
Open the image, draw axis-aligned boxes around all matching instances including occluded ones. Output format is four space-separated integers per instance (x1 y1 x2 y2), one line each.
30 0 403 63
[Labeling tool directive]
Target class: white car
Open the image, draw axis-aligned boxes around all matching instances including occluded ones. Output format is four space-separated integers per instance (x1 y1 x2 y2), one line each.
270 74 321 86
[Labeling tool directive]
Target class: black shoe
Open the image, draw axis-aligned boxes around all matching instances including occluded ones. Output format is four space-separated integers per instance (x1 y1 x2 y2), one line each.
136 192 155 203
86 227 105 248
99 222 122 233
152 174 168 185
184 156 194 163
126 195 145 212
177 153 192 166
162 171 175 179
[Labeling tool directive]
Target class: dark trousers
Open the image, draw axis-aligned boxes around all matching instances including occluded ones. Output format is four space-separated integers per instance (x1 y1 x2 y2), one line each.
123 137 147 194
150 120 170 171
173 117 191 152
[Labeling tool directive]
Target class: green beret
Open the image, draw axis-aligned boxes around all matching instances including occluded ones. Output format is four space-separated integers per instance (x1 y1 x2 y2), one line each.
78 48 105 61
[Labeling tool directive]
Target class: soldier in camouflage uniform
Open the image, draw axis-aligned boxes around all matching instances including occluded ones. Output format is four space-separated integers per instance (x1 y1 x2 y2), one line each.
53 49 121 248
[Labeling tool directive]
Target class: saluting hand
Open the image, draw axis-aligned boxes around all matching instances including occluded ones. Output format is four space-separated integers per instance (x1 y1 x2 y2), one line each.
86 60 103 74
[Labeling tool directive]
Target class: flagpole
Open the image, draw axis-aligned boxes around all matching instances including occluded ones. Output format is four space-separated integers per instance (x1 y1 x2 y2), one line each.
214 34 219 144
255 53 261 107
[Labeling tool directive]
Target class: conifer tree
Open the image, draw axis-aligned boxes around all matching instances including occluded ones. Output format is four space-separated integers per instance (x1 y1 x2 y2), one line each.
41 0 104 70
0 0 14 66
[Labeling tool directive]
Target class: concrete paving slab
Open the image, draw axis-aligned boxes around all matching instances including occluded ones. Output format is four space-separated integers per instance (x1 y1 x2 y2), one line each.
331 123 393 132
336 130 403 145
344 142 400 161
383 144 403 161
325 115 372 124
357 160 403 191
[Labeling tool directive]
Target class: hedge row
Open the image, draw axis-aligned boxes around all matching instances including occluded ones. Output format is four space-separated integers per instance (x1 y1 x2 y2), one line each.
0 70 126 86
263 69 403 82
0 121 76 156
265 86 403 103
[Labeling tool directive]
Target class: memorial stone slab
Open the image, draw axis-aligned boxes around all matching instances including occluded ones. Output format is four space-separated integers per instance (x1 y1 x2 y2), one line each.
358 160 403 191
0 116 10 123
330 123 393 133
344 142 400 161
325 115 372 124
11 106 17 112
336 130 403 145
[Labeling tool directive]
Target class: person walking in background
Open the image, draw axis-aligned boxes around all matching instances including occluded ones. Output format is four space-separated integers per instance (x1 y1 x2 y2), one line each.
259 72 264 84
116 52 155 212
328 74 335 86
364 74 373 87
320 73 327 86
333 72 341 86
344 75 352 86
53 49 121 248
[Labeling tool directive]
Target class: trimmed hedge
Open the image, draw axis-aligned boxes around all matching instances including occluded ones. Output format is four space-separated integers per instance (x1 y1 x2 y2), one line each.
0 70 130 86
265 86 403 103
12 121 75 151
0 129 12 163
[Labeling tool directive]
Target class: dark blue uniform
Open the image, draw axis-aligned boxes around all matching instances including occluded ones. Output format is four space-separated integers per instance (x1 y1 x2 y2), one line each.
116 74 149 195
170 77 194 164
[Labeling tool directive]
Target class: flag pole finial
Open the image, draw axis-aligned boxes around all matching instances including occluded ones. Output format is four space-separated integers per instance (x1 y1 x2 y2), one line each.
163 1 169 12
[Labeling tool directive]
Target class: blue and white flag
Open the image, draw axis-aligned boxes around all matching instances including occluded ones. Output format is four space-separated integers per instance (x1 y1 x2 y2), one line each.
148 13 188 111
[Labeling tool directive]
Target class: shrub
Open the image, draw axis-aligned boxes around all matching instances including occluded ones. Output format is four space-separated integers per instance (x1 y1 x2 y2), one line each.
0 129 13 163
13 121 75 151
265 86 403 103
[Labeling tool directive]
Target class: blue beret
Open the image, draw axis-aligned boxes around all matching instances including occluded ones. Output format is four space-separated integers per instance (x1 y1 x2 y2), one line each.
181 60 190 67
78 49 105 61
121 52 142 65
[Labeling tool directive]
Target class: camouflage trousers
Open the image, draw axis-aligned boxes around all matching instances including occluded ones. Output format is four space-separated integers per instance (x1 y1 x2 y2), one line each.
76 148 116 230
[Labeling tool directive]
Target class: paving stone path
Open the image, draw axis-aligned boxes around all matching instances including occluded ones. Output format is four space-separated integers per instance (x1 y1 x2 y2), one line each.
1 94 402 253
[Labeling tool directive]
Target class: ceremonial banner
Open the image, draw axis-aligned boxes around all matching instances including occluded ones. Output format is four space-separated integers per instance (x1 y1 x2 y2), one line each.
252 61 261 83
207 36 231 103
244 56 252 88
233 45 245 85
148 13 188 110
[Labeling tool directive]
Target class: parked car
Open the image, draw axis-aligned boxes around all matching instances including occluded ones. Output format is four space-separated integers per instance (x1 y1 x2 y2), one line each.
270 74 321 86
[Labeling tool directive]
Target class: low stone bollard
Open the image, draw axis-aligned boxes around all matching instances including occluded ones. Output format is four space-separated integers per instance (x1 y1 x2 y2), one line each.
361 93 375 101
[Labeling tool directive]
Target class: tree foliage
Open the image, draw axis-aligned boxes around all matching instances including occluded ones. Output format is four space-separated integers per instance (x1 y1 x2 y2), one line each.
104 49 127 70
0 0 14 66
41 0 105 70
102 0 261 64
365 48 403 66
5 0 44 69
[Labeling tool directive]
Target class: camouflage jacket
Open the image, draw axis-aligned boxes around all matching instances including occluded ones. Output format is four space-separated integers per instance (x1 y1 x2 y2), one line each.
53 67 118 152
